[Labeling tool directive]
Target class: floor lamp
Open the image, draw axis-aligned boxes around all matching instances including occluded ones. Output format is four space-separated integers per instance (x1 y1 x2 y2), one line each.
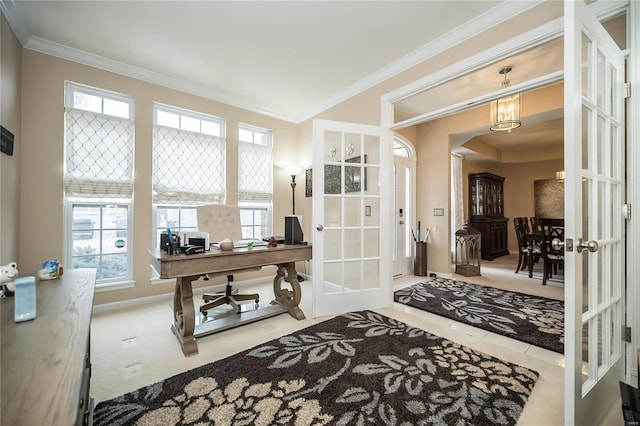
282 165 305 282
283 165 304 215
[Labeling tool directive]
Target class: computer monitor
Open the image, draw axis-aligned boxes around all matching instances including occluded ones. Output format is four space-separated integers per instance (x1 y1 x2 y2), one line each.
285 215 304 245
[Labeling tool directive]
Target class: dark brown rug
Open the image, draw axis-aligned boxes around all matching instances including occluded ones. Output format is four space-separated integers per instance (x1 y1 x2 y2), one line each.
94 311 539 425
394 278 564 353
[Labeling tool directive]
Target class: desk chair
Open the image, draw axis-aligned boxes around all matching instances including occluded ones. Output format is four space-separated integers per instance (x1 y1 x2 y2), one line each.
196 204 260 316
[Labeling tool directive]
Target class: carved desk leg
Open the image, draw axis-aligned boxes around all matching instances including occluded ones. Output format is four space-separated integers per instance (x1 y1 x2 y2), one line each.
272 262 306 320
171 276 199 356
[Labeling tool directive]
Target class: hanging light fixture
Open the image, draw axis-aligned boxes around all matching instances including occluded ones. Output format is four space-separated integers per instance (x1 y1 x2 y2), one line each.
490 66 521 133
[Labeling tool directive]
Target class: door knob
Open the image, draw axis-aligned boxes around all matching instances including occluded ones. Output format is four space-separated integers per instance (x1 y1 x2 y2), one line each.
576 238 598 253
551 238 564 251
399 221 405 225
316 224 324 231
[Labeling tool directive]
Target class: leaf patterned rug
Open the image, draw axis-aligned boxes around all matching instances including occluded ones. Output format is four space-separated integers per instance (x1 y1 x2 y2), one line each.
394 278 564 353
94 311 539 425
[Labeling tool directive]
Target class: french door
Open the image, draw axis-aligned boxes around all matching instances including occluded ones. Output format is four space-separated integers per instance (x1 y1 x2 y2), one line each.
312 119 392 317
564 1 626 424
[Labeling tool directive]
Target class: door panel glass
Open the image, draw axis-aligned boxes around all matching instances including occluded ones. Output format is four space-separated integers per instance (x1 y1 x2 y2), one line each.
364 166 380 195
364 198 380 227
582 178 590 240
582 105 591 170
597 115 606 174
582 321 590 384
364 135 380 163
324 262 342 294
344 197 362 227
345 133 362 159
324 197 342 227
582 33 592 98
345 165 363 194
582 254 590 314
344 229 362 259
596 48 605 108
364 229 380 258
597 315 603 370
324 131 342 162
597 180 605 237
364 260 380 289
344 261 361 290
324 230 342 260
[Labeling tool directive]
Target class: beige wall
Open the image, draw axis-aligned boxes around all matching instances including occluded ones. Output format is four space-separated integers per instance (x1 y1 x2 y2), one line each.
19 50 302 305
1 12 22 265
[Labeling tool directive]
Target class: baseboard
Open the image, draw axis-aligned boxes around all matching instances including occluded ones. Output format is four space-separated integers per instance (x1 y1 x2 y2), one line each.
93 275 277 314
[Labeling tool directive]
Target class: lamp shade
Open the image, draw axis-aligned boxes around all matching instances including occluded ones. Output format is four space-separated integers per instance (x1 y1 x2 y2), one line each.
283 165 304 177
490 93 521 132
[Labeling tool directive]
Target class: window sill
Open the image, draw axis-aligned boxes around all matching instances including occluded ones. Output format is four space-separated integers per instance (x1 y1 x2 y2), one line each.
150 277 176 286
95 280 136 292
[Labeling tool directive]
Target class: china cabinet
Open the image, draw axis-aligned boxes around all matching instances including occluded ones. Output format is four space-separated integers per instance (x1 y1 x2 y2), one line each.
468 172 509 260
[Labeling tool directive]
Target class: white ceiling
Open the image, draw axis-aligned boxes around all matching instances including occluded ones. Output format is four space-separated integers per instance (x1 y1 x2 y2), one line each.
2 0 525 123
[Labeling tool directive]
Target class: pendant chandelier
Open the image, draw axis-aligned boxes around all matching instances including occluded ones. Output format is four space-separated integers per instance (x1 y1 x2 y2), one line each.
490 66 521 133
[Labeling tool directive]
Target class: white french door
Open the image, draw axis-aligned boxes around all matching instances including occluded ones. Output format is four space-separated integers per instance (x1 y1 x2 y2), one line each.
312 119 392 317
564 1 626 424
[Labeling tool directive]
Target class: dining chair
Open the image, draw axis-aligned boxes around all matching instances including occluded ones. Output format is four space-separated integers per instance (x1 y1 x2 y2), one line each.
540 218 565 285
514 217 541 275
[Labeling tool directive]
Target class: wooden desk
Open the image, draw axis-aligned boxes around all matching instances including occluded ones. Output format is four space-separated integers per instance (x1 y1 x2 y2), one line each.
1 269 96 426
150 244 312 356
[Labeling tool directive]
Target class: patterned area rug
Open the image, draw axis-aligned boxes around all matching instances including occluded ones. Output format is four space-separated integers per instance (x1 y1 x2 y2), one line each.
94 311 539 425
394 278 564 353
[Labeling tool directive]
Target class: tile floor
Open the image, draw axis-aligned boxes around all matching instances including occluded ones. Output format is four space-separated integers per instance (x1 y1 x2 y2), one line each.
90 253 622 425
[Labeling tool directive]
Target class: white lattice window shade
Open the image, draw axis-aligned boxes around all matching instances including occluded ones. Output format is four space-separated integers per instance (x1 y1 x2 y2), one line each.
64 108 134 198
153 125 226 205
238 140 272 202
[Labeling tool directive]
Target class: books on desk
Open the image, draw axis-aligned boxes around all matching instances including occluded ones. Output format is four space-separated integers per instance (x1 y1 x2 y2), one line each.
211 239 267 249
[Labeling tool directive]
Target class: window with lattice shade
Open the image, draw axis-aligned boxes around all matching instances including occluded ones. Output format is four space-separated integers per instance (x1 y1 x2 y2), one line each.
63 82 134 287
64 87 134 198
238 124 273 239
238 124 273 202
152 105 226 205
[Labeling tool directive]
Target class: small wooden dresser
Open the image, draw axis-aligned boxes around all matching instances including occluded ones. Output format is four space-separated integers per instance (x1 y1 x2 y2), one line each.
1 268 96 426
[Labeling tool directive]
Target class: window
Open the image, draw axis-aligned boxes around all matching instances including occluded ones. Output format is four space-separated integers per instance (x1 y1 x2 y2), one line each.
154 205 198 249
64 82 134 287
393 137 410 157
152 104 226 248
238 124 273 239
67 201 131 283
240 204 270 240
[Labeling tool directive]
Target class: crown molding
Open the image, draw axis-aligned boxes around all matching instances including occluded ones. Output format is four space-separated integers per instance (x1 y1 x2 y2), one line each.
7 0 626 124
297 0 544 123
0 0 30 44
24 35 293 123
